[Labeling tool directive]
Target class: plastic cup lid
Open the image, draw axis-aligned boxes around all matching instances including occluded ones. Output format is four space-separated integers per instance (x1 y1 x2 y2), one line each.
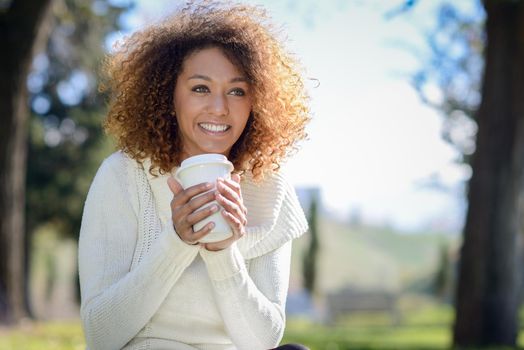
178 153 234 171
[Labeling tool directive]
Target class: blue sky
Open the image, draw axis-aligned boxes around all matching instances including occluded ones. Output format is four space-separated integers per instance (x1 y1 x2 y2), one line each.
114 0 482 233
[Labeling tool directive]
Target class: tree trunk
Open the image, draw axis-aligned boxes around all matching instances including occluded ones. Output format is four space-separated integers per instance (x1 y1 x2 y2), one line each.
0 0 53 325
453 0 524 346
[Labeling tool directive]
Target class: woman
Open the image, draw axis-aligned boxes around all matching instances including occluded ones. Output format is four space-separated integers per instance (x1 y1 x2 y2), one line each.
79 2 311 349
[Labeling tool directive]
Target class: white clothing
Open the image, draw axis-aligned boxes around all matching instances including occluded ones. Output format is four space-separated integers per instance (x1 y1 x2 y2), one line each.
78 152 308 350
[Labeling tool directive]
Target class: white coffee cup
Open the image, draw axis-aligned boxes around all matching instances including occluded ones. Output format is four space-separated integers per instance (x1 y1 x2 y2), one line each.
174 153 234 243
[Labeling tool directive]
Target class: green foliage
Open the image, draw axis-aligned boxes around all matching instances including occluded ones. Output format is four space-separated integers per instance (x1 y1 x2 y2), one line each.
26 0 128 238
412 2 485 165
302 195 320 294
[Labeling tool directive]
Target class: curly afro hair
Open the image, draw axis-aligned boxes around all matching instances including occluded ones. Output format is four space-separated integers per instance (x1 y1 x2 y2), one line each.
101 1 311 181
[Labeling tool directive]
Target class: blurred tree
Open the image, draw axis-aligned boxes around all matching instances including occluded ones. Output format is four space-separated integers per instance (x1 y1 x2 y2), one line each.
0 0 54 325
26 0 129 308
303 195 319 295
26 0 128 240
432 242 452 302
1 0 130 324
412 0 524 346
454 0 524 346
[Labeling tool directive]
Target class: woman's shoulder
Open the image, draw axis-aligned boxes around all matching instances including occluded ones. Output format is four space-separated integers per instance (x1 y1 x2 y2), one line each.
87 151 143 209
88 151 143 191
240 169 297 214
102 150 138 168
242 168 293 194
96 151 142 175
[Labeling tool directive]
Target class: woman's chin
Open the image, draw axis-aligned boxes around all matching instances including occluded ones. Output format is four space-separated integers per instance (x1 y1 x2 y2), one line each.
192 148 231 157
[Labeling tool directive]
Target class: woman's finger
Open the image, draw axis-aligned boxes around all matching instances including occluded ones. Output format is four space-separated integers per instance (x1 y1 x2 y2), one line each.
215 192 245 223
167 176 184 195
172 190 215 227
186 204 219 226
184 190 216 212
190 221 215 242
216 180 242 205
202 234 236 252
217 178 247 215
171 181 213 207
174 216 211 245
218 177 241 196
221 210 245 236
172 214 193 236
231 173 241 184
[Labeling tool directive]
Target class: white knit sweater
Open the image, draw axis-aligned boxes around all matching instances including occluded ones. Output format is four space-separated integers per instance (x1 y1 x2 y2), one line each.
78 152 308 350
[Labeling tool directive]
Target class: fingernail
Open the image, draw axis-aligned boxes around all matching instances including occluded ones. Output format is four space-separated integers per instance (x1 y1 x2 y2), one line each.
208 222 215 229
205 182 213 189
210 205 218 212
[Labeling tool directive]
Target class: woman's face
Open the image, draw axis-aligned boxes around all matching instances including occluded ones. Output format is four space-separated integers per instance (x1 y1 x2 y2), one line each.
173 46 252 160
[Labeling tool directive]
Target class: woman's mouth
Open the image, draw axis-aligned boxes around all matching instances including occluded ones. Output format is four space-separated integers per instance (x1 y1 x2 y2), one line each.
198 123 231 133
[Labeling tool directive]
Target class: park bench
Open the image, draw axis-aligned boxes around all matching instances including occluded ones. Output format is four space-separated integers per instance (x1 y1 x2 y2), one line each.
325 287 401 325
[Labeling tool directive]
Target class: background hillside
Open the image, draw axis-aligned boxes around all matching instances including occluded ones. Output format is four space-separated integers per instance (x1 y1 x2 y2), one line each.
289 216 459 295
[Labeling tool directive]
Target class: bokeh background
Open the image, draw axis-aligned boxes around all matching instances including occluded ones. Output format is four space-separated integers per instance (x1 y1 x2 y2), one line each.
1 0 524 349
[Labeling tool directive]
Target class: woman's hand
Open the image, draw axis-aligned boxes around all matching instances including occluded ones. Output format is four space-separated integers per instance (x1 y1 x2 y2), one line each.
203 173 248 252
167 177 218 245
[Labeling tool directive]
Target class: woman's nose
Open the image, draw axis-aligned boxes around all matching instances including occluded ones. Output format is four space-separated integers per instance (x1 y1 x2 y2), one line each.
209 93 229 116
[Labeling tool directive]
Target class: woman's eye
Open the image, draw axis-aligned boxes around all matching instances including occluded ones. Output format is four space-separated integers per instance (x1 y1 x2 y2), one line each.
229 88 245 96
192 85 209 93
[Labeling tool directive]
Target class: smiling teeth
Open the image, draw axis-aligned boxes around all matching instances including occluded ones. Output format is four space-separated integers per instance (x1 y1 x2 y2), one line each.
199 123 229 132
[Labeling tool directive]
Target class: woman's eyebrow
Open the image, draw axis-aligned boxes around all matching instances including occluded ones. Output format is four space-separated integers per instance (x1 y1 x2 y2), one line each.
188 74 211 81
230 77 248 83
188 74 248 83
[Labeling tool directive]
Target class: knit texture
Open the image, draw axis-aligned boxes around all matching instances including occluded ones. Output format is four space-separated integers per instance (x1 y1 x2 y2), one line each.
78 152 308 350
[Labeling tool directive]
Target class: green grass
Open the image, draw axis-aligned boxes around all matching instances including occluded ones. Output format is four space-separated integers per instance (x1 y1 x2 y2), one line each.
283 323 450 350
2 304 523 350
0 321 84 350
283 302 452 350
283 303 524 350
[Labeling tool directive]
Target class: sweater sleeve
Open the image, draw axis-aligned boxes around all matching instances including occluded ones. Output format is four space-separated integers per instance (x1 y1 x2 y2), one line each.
78 155 200 350
200 241 292 350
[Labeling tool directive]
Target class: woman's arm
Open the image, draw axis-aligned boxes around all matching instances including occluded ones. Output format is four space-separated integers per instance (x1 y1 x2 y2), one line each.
200 241 292 350
79 156 200 350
